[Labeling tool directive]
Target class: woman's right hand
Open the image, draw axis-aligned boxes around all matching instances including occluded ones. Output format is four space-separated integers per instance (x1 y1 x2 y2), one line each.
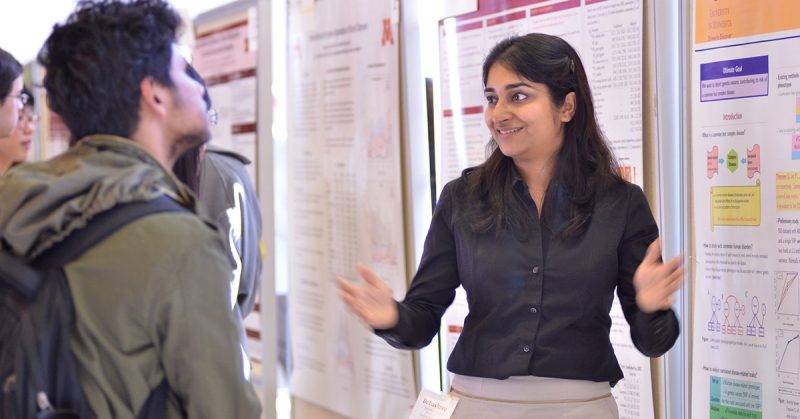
336 263 399 330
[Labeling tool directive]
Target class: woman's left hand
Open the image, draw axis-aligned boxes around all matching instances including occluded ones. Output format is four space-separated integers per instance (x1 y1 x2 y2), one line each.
633 238 684 313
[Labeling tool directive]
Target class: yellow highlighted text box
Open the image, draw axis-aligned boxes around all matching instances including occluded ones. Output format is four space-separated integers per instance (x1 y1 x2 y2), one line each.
710 181 761 229
777 172 800 212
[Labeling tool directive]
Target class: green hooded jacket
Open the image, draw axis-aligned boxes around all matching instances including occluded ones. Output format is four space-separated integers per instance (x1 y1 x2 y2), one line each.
0 135 261 418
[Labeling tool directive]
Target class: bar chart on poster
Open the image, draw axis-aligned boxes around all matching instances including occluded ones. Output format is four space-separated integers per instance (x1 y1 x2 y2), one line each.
435 1 652 418
691 1 800 418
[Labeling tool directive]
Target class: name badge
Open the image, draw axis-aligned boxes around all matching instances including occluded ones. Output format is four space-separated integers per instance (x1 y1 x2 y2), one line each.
408 388 459 419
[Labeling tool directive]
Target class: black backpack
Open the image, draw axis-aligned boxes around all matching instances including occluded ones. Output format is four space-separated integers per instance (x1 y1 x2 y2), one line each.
0 196 187 419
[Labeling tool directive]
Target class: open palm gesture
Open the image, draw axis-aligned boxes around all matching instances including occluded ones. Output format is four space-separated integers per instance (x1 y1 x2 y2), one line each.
633 239 684 313
337 264 399 330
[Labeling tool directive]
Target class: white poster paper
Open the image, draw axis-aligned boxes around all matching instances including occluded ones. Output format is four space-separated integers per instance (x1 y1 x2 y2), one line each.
691 2 800 418
193 16 259 185
286 1 416 418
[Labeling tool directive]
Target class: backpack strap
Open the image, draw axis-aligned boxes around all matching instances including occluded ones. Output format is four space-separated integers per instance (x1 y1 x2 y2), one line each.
34 195 188 268
0 252 41 299
30 195 187 419
0 196 188 307
136 379 170 419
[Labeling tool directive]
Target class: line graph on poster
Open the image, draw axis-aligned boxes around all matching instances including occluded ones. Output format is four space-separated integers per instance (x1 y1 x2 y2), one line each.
777 271 800 317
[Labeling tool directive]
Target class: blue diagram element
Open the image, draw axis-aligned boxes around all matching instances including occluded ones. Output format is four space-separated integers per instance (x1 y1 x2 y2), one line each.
708 294 721 332
747 295 766 337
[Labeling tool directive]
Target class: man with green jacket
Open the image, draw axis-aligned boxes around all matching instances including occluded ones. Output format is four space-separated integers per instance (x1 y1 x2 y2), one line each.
0 1 261 418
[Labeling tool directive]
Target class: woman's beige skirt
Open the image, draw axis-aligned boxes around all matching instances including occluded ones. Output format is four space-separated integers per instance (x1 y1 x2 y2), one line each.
449 374 619 419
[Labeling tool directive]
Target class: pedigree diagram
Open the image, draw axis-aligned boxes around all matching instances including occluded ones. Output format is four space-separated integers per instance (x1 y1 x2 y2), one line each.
706 144 761 179
708 292 766 338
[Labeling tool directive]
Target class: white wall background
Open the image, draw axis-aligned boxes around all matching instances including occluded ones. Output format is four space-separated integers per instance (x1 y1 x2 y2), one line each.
1 0 237 64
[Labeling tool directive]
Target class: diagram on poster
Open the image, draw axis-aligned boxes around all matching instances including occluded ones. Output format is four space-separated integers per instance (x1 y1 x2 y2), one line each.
692 1 800 418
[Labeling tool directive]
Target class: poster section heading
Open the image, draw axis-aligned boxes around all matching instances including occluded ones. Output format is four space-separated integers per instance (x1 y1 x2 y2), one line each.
193 19 256 84
439 0 607 23
700 56 768 102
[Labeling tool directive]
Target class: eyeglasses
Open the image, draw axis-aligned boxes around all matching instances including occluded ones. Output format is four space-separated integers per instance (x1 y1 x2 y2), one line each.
18 109 38 124
7 92 30 109
208 108 219 127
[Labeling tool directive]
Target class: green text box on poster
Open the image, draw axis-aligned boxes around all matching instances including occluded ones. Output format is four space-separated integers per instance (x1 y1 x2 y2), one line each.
710 376 762 419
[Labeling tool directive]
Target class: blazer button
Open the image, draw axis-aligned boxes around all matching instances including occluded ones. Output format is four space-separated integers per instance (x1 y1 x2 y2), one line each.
530 307 538 314
532 265 540 274
523 345 531 353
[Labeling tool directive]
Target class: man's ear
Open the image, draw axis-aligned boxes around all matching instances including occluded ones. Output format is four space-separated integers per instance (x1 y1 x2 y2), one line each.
140 77 168 117
560 91 576 123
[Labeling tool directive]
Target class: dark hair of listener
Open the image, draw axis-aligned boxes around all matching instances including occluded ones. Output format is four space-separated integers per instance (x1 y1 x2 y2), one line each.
173 143 203 194
469 33 621 238
172 64 210 194
0 48 23 100
37 0 181 144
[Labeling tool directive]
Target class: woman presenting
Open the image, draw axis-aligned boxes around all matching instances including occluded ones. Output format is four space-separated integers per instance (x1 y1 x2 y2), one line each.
338 33 683 418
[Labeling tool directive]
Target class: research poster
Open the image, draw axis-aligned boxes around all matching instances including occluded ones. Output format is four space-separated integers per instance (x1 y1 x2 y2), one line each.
436 1 652 417
691 1 800 418
286 1 416 418
193 10 259 183
191 5 264 397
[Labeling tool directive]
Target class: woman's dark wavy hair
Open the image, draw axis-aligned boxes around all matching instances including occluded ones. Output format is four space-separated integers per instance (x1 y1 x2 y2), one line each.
37 0 181 143
0 48 22 101
470 33 621 237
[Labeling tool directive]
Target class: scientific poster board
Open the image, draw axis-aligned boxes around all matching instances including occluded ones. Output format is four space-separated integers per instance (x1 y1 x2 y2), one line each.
193 5 259 184
286 1 417 418
436 1 653 417
191 0 265 398
691 1 800 418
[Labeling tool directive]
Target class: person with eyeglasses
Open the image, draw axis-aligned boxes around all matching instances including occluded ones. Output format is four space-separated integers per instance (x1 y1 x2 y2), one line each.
0 47 24 137
0 86 35 175
0 1 261 417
